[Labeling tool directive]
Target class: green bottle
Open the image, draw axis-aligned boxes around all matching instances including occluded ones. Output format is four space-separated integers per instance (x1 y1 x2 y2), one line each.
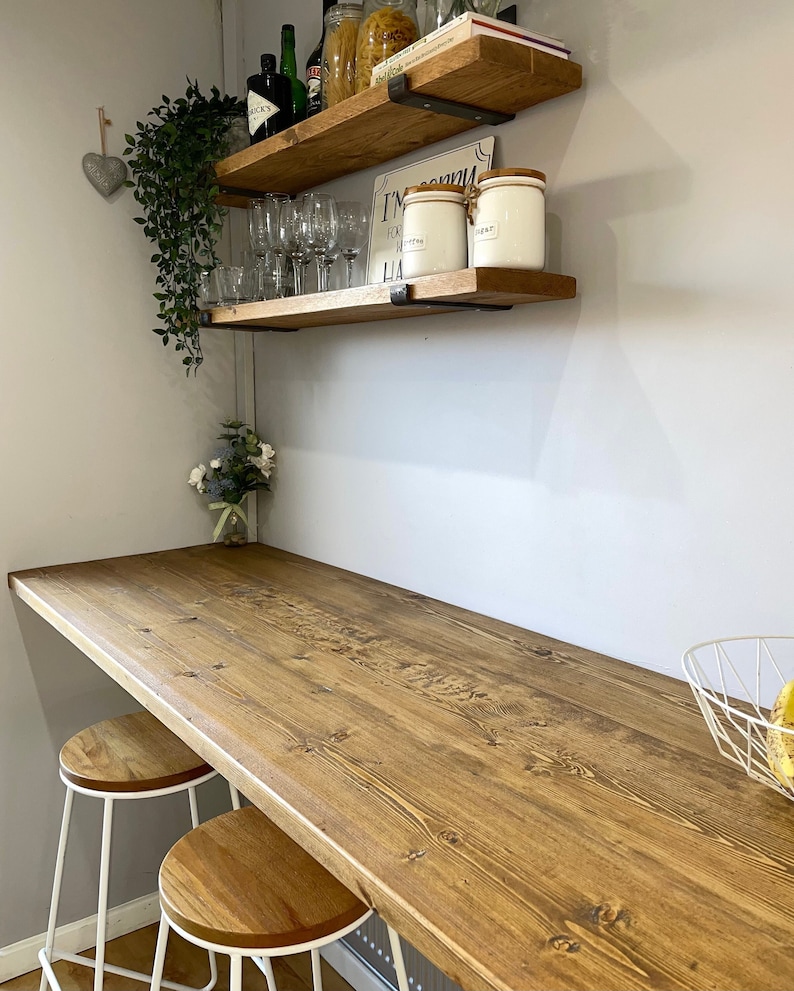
280 23 307 123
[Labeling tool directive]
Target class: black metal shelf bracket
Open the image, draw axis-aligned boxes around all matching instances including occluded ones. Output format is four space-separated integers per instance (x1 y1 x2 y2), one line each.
216 184 279 201
389 283 512 312
387 74 515 126
198 311 298 333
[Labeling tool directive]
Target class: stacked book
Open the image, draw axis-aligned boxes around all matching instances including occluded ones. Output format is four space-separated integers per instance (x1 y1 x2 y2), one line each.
370 12 571 87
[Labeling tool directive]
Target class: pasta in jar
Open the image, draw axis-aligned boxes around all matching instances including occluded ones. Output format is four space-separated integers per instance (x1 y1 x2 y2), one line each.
355 0 419 93
321 4 363 110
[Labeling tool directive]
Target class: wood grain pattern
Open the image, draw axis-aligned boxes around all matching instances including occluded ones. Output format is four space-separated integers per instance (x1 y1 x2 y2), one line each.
206 269 577 332
60 709 213 792
160 806 369 949
214 36 582 202
10 545 794 991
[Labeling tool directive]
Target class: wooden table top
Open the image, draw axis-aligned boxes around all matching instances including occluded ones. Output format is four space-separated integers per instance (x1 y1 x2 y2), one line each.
9 544 794 991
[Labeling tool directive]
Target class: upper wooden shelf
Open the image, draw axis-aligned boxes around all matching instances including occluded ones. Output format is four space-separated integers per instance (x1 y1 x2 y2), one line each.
201 268 576 332
215 36 582 203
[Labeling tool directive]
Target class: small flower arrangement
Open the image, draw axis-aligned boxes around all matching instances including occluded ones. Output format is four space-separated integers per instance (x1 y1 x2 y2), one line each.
188 419 275 545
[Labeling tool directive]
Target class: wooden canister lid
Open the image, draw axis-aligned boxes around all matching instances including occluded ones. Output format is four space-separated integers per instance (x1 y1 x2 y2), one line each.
404 183 465 195
478 168 546 183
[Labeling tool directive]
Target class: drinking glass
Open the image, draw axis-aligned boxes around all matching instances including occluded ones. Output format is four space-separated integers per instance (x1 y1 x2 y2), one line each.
303 193 339 292
279 198 313 295
248 193 290 299
247 198 270 300
217 266 249 305
336 201 371 288
261 192 291 298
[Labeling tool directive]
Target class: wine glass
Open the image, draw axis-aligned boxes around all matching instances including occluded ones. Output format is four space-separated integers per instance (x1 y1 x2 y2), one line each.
279 197 313 295
303 193 339 292
336 201 371 288
247 198 271 300
261 192 290 298
248 193 289 299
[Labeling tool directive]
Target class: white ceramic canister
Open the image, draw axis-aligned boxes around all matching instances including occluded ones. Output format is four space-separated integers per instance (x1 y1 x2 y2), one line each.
469 168 546 270
401 183 468 279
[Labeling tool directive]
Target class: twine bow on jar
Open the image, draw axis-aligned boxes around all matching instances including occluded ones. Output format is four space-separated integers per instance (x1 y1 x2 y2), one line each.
463 182 480 225
208 500 250 543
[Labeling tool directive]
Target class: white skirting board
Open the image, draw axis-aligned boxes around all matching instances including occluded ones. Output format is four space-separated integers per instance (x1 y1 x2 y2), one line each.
0 892 388 991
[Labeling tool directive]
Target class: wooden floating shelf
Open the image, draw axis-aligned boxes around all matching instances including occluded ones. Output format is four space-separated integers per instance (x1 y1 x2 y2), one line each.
215 36 582 203
202 268 576 332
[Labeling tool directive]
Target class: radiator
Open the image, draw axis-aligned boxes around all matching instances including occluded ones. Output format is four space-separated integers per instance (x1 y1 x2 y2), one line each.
342 915 463 991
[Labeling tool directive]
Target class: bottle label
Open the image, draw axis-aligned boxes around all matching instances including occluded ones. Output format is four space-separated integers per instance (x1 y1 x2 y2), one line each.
247 92 279 136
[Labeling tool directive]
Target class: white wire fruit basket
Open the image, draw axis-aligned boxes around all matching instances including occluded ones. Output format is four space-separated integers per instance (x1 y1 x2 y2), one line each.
682 635 794 801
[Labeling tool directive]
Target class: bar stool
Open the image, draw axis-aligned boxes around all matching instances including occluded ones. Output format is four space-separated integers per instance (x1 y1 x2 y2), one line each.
39 709 240 991
150 805 410 991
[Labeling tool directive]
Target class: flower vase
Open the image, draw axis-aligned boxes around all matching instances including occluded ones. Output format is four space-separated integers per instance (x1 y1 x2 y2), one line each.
222 510 248 547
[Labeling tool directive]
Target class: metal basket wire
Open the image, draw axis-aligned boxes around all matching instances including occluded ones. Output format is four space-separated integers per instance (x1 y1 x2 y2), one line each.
682 636 794 801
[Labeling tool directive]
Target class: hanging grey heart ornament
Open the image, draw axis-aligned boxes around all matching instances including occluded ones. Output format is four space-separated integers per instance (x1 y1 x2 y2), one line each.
82 152 127 196
82 107 127 197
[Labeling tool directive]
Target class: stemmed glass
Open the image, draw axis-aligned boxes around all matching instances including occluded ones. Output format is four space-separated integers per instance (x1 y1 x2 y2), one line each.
303 193 339 292
247 197 270 300
262 192 290 298
337 201 371 288
279 197 313 295
248 193 290 299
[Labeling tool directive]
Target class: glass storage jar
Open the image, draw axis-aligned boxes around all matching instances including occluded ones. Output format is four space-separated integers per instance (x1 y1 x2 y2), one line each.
422 0 501 35
401 183 468 278
468 168 546 270
355 0 419 93
321 3 363 110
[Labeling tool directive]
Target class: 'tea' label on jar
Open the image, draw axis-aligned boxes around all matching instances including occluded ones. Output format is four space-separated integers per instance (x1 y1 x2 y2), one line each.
402 232 426 252
474 222 499 241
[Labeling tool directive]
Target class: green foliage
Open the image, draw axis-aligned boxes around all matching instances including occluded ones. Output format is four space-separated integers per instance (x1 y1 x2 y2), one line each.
124 81 246 373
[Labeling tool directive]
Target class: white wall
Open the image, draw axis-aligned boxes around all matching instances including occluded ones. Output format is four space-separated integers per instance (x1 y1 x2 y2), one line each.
0 0 237 948
245 0 794 679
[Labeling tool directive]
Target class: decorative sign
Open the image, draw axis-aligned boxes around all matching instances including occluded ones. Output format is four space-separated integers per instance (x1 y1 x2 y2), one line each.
366 137 494 284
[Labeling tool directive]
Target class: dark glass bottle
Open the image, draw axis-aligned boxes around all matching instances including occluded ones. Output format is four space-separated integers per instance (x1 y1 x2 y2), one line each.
246 53 293 144
280 24 307 123
306 0 336 117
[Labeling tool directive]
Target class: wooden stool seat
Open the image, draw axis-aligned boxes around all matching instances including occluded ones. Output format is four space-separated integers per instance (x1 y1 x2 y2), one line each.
59 710 213 793
159 806 369 950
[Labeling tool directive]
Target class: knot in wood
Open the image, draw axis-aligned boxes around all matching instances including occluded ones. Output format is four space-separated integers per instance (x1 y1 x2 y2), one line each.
407 849 427 861
330 730 349 743
594 903 618 925
210 662 226 670
549 935 580 953
438 829 460 844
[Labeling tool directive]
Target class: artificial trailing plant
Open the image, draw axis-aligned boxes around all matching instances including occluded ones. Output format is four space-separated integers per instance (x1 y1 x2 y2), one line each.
124 81 245 373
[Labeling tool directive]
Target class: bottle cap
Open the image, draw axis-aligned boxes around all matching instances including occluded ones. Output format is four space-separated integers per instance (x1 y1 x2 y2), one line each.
260 53 276 71
282 23 295 31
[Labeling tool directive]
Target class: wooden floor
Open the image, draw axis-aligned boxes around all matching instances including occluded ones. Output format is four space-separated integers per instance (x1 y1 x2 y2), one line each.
0 922 356 990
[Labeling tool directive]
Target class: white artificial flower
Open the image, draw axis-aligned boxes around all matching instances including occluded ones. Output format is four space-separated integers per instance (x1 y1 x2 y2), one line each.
249 442 275 479
209 458 221 469
188 464 206 487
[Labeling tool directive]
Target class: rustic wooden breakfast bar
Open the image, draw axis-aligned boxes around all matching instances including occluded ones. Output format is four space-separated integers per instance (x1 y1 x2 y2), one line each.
9 544 794 991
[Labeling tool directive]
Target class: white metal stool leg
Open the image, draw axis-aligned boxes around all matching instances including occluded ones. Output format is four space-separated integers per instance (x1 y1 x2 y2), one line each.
39 787 74 991
92 797 114 991
310 946 323 991
229 954 243 991
150 911 171 991
387 925 410 991
253 955 278 991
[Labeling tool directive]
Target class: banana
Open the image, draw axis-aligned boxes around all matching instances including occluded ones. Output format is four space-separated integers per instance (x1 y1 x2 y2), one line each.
766 678 794 786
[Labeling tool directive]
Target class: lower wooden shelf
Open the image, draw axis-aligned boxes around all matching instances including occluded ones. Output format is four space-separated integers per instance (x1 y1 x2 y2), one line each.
201 268 576 332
